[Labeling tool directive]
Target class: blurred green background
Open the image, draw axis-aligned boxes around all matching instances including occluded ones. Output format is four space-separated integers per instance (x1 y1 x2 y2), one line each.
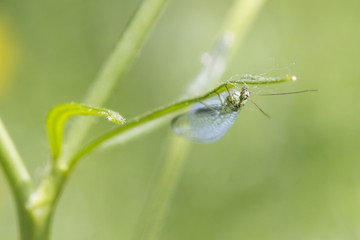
1 0 360 239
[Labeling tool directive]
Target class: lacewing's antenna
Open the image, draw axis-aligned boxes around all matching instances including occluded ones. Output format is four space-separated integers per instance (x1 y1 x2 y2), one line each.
249 89 316 118
248 98 271 119
252 89 317 96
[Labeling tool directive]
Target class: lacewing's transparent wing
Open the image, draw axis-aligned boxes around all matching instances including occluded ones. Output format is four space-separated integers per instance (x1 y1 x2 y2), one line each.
171 99 240 143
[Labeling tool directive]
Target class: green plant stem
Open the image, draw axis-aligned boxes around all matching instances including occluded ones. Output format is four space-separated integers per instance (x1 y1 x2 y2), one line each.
221 0 266 62
0 118 32 207
0 118 36 239
23 166 67 240
134 136 189 240
64 0 170 161
0 119 66 240
69 75 293 169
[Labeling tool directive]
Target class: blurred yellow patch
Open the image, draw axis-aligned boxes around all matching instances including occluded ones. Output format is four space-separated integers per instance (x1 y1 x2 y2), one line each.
0 14 18 96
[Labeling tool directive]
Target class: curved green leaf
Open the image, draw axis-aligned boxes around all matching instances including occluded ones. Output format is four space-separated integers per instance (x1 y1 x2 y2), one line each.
47 103 126 159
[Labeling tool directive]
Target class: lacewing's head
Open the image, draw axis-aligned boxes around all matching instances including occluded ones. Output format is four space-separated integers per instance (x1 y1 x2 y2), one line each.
225 87 249 110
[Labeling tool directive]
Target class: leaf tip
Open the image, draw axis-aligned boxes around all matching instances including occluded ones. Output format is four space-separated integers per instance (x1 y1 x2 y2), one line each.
107 113 126 125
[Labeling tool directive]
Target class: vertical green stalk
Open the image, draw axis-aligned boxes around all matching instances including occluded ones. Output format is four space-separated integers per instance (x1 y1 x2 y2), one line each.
134 0 267 239
221 0 266 62
0 118 35 239
0 117 65 239
0 118 32 205
134 137 189 240
63 0 170 161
